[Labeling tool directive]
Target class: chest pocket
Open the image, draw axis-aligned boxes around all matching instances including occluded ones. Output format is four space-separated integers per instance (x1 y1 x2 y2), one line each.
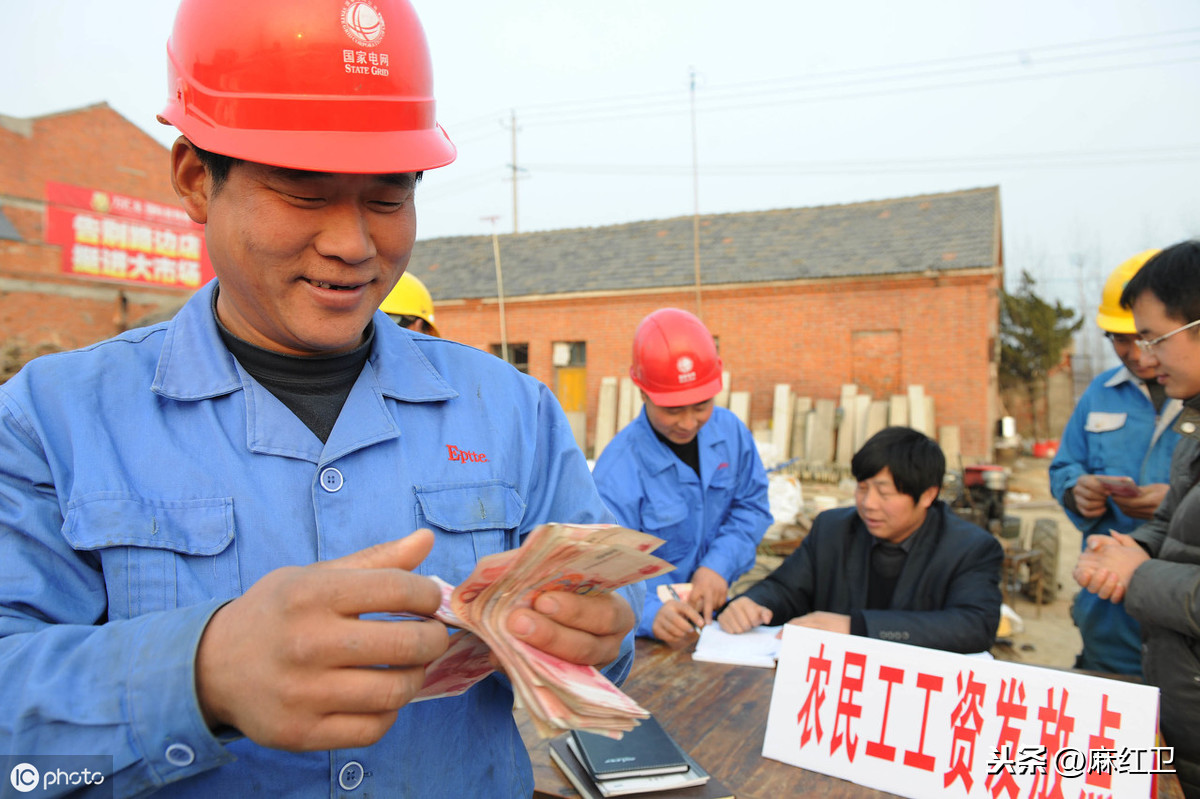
413 481 526 585
640 492 692 564
1084 411 1132 472
1085 411 1127 433
62 493 239 620
707 461 736 493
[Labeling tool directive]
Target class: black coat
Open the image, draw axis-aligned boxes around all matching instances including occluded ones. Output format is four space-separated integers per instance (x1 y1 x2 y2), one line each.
1129 399 1200 796
739 500 1003 654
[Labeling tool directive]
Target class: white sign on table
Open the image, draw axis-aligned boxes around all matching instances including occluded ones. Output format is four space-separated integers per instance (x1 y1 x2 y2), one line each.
764 626 1166 799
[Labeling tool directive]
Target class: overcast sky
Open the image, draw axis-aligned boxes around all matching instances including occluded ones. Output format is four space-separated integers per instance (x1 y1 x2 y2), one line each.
5 0 1200 362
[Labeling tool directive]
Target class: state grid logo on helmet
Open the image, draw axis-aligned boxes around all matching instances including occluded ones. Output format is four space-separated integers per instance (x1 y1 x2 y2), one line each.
342 0 386 48
676 356 696 384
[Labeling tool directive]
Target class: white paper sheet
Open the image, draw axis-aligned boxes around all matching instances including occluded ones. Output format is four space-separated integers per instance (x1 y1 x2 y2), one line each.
692 624 783 668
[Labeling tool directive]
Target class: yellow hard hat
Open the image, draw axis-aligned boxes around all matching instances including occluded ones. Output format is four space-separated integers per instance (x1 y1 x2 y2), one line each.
380 272 440 337
1096 249 1160 334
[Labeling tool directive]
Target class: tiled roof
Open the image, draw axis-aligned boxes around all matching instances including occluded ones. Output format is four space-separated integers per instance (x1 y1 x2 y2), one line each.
409 186 999 300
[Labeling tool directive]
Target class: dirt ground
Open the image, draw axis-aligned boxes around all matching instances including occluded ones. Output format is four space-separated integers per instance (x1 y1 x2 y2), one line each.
996 455 1083 669
738 454 1083 667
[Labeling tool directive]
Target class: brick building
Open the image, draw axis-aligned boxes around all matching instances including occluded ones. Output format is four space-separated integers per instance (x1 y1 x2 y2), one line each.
408 186 1004 460
0 104 203 376
0 113 1003 459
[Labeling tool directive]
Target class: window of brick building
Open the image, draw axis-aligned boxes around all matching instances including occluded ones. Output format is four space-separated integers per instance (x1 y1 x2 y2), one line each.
490 342 529 374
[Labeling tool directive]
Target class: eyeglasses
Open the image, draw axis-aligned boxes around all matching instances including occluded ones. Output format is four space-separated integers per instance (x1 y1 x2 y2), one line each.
1135 318 1200 355
1104 332 1142 346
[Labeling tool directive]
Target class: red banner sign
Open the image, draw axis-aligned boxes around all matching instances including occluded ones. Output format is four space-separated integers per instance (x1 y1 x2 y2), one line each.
765 626 1164 798
43 181 215 290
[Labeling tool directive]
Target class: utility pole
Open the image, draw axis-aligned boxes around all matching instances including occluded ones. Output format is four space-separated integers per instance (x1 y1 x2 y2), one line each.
483 215 509 363
689 67 702 320
505 110 521 234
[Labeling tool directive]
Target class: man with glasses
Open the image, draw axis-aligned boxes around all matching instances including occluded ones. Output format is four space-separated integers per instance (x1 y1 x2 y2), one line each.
1075 240 1200 797
1051 249 1182 675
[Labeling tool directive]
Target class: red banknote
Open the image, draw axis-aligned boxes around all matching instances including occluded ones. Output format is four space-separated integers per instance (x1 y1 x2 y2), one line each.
411 523 673 737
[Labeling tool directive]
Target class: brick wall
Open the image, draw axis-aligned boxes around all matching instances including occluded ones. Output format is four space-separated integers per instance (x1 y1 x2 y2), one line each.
429 270 1001 459
0 106 1001 458
0 105 192 361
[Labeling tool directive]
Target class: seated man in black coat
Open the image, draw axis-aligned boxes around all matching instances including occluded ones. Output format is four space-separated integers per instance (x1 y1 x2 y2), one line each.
718 426 1003 653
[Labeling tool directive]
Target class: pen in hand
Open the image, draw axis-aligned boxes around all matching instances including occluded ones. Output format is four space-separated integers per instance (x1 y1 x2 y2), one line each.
666 585 703 634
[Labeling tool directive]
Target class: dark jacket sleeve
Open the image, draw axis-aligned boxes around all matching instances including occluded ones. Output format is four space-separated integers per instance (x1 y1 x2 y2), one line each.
737 526 817 623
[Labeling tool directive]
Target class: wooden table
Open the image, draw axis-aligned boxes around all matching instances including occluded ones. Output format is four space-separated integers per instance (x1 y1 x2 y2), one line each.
520 638 897 798
519 638 1185 799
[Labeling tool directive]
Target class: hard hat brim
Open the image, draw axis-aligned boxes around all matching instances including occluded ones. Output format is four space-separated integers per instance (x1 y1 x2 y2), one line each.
161 111 457 174
639 374 723 408
1096 310 1137 335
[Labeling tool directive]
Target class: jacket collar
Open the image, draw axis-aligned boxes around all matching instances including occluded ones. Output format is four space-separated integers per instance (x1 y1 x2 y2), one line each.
1103 365 1184 448
152 280 457 404
631 408 721 483
1176 397 1200 442
1103 365 1136 389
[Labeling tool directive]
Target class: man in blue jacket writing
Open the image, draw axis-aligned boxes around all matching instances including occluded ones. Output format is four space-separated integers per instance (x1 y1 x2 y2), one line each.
593 308 772 646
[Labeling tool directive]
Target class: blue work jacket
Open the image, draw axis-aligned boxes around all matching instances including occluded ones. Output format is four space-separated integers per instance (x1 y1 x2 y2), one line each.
592 406 771 637
1049 365 1182 674
0 280 640 798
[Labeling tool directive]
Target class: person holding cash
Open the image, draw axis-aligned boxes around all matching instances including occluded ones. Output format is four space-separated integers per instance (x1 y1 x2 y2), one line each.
1050 249 1182 676
0 1 638 796
592 308 772 646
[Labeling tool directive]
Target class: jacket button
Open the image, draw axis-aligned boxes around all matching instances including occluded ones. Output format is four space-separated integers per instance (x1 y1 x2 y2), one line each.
320 467 344 493
339 761 365 790
1183 422 1196 434
165 743 195 767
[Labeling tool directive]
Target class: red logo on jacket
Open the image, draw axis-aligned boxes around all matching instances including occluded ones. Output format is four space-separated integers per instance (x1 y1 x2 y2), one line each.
447 444 488 464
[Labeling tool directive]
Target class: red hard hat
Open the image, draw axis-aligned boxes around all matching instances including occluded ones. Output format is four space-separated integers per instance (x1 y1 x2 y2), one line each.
630 309 723 406
159 0 456 174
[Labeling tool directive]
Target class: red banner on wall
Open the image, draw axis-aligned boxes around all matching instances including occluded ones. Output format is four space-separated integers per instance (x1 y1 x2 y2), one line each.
42 181 215 290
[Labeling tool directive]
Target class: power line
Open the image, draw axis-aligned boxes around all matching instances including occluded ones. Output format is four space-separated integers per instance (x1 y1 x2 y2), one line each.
417 168 510 201
522 144 1200 177
495 29 1200 126
518 52 1200 129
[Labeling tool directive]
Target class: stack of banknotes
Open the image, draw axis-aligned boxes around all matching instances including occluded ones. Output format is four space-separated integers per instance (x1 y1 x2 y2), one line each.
413 523 673 737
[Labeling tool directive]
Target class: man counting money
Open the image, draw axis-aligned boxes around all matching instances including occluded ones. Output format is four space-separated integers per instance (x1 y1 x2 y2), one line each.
0 1 640 796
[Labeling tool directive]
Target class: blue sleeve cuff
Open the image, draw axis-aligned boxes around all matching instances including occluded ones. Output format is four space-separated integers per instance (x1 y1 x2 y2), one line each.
119 600 238 795
636 592 663 639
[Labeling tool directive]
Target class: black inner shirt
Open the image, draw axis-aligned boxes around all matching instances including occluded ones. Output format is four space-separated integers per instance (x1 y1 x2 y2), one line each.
652 427 701 477
214 298 372 444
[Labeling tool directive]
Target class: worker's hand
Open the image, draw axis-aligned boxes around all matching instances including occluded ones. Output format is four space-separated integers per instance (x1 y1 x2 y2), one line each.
1073 531 1148 603
1111 482 1168 520
504 590 634 668
195 529 449 751
1071 475 1110 518
717 596 772 634
787 611 852 636
652 600 705 649
689 566 729 626
1071 533 1115 589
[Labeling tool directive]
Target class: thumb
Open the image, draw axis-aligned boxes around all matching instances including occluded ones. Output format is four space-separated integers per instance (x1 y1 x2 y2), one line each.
1111 531 1137 547
315 528 436 571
